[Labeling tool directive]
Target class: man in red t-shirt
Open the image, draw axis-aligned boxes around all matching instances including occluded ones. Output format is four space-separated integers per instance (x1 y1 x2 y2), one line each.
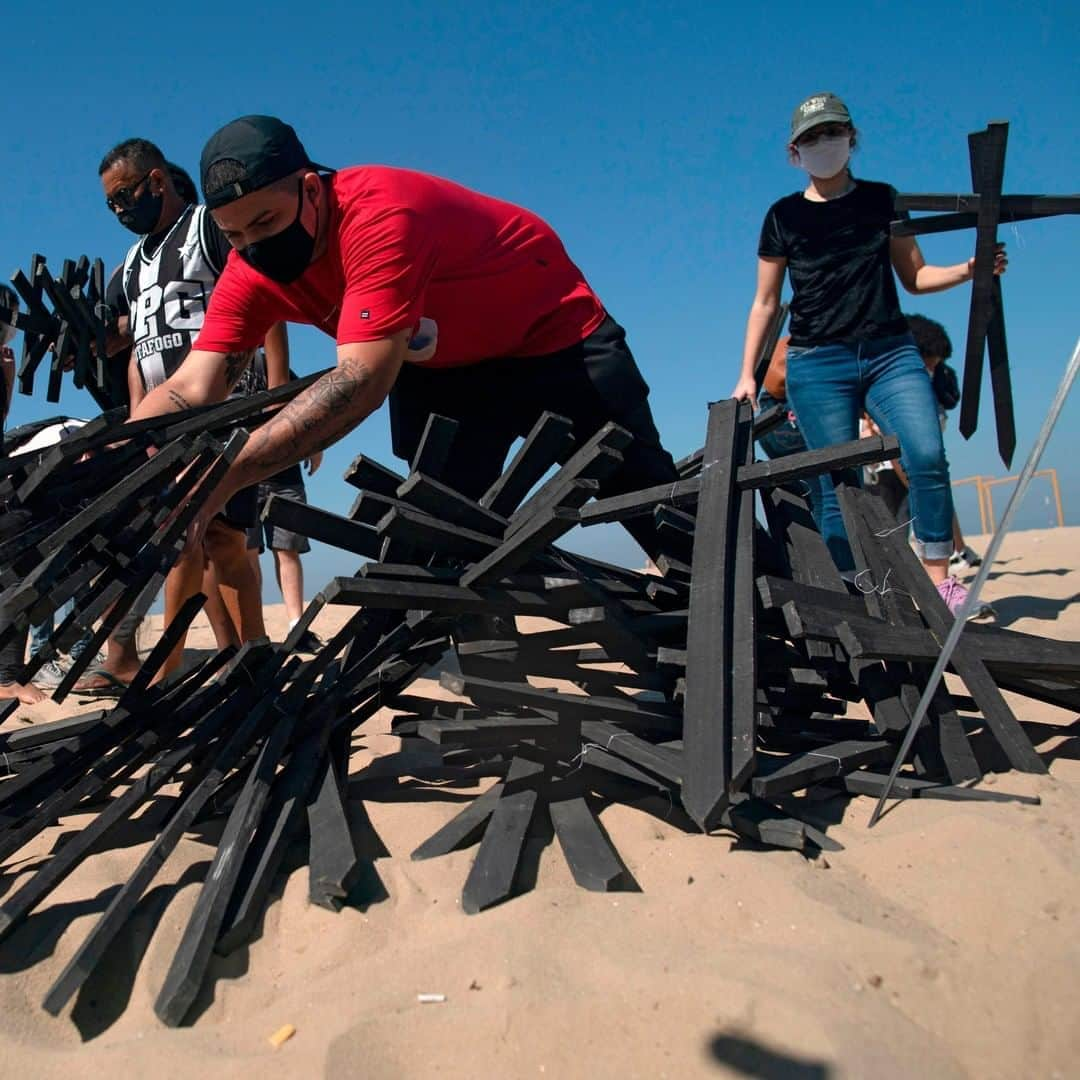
130 115 676 557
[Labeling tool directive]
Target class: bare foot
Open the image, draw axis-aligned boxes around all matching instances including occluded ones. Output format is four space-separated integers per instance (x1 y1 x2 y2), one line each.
0 681 46 705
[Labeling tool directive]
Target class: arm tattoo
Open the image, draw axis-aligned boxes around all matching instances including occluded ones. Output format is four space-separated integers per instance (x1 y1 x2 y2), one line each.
224 349 255 390
242 357 378 476
167 389 194 412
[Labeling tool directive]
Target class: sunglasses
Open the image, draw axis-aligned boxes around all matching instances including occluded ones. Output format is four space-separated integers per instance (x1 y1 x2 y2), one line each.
105 170 154 212
795 123 851 147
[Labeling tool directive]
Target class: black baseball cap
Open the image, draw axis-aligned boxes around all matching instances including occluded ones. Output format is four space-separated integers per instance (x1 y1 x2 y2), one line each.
200 115 331 209
790 92 853 142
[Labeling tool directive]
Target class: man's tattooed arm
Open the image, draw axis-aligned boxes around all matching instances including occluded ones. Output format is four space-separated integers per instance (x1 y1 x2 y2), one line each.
129 348 243 424
227 338 407 489
167 388 194 412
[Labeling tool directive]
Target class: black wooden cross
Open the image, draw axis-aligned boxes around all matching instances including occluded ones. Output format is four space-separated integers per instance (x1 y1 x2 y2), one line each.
891 120 1080 466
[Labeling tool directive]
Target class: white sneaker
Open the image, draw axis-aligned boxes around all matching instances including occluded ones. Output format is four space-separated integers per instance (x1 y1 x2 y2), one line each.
34 659 68 689
61 650 105 674
949 545 983 572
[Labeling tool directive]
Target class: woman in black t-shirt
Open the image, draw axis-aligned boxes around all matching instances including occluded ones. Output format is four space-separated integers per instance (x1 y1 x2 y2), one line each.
732 92 1005 616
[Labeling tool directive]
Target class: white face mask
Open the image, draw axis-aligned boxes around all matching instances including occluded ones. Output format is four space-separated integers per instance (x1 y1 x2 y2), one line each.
796 135 851 180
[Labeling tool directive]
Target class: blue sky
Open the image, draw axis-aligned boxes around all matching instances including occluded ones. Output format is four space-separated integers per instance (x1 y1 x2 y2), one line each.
2 1 1078 593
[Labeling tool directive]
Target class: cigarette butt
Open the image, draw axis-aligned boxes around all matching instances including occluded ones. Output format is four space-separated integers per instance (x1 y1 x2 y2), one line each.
417 993 446 1004
269 1024 296 1048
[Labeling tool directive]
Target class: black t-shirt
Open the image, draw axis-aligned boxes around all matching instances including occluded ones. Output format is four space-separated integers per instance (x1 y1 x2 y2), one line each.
758 179 910 347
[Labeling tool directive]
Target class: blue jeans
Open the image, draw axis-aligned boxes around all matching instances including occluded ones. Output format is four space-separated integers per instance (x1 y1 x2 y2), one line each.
29 598 92 662
784 333 955 571
755 388 826 524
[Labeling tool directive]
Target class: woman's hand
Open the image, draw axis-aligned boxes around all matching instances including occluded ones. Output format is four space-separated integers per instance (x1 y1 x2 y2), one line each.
967 243 1008 280
730 374 757 404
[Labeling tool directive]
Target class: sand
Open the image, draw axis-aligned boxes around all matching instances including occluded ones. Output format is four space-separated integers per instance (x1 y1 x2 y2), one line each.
0 527 1078 1079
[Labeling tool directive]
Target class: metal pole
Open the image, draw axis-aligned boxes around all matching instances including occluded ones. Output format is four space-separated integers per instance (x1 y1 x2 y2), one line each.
869 335 1080 827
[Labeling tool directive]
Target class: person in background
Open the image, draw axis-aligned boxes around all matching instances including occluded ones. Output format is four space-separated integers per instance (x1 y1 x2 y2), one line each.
862 315 982 562
0 418 97 704
167 161 198 205
904 313 982 571
733 92 1006 616
861 313 993 618
0 294 99 688
755 334 826 521
76 137 287 692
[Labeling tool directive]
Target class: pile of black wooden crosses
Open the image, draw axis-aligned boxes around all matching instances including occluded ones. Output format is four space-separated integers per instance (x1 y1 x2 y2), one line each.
0 389 1077 1029
0 254 120 410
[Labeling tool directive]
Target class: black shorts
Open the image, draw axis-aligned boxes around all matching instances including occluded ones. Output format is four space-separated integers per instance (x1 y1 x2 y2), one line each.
386 314 677 559
246 479 312 554
217 483 259 532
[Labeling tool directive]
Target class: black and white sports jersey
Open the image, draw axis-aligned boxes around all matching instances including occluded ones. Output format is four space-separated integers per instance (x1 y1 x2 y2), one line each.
121 204 232 392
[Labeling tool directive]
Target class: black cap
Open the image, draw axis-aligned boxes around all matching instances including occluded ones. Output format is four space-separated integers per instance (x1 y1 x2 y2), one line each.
200 115 331 209
790 92 853 142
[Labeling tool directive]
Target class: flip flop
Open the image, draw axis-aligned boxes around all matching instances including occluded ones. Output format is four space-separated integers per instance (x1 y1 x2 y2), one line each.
72 667 132 697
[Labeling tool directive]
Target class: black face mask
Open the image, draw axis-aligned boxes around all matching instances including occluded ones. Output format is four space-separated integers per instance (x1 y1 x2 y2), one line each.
238 181 316 284
117 184 164 235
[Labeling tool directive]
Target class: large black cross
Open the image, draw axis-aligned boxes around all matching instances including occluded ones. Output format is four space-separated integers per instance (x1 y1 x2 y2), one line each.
891 120 1080 466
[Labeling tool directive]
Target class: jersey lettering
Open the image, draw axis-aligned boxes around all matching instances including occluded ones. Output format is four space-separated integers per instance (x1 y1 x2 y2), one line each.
164 279 208 330
131 283 164 342
122 206 222 392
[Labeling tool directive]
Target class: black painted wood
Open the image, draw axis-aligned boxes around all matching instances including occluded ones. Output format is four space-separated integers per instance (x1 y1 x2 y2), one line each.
343 454 406 496
443 674 680 736
397 473 509 536
842 771 1040 805
681 399 741 830
42 656 295 1016
509 422 630 528
549 796 626 891
411 781 506 861
480 412 575 517
730 405 757 793
263 495 382 558
410 414 459 477
960 122 1009 450
751 740 893 797
307 737 363 911
461 756 543 914
852 488 1046 774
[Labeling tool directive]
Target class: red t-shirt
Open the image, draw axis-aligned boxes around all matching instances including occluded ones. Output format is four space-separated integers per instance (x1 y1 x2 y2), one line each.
194 167 606 367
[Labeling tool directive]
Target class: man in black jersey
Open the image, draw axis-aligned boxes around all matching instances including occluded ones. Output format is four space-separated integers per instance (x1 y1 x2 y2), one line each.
78 137 283 690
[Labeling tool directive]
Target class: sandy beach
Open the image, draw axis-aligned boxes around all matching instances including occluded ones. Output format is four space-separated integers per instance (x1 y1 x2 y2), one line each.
0 526 1077 1079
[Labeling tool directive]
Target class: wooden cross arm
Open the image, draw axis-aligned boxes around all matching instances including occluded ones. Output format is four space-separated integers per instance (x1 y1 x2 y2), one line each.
893 193 1080 214
579 435 901 525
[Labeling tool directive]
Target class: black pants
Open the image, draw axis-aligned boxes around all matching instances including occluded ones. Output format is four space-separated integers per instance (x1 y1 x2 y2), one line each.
388 316 677 560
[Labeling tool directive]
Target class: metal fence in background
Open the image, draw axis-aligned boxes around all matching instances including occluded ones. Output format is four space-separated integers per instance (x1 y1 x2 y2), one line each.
951 468 1065 534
